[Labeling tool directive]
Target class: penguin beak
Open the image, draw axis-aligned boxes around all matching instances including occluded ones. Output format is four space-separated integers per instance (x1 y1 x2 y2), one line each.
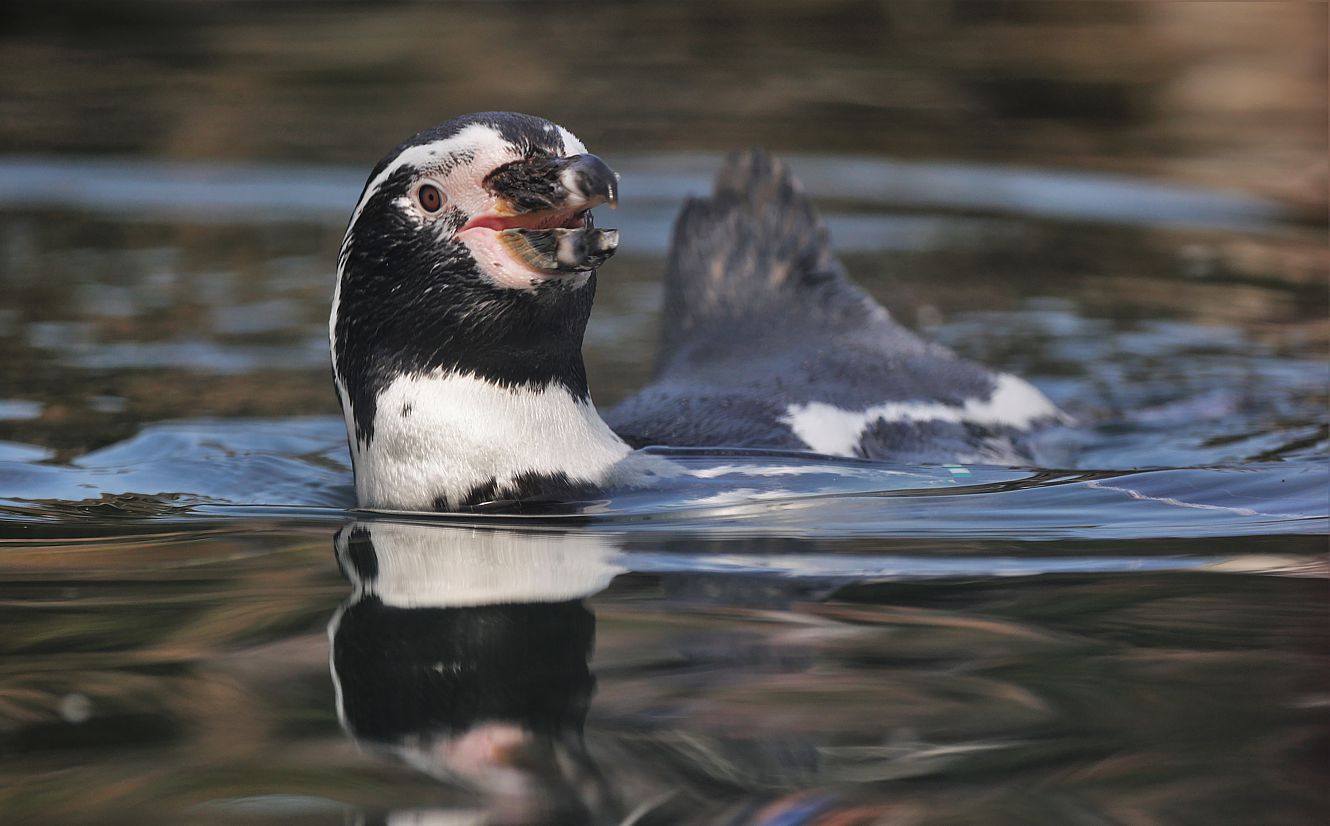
460 153 620 275
557 153 620 210
482 153 619 216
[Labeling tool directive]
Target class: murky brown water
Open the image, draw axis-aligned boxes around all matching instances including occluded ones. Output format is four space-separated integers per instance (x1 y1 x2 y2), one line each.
1 2 1327 824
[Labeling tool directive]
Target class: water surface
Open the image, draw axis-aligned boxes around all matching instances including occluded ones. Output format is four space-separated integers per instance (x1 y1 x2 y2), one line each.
1 3 1327 823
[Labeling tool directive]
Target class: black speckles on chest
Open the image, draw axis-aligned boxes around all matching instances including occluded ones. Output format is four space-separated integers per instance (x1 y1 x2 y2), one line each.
445 471 603 514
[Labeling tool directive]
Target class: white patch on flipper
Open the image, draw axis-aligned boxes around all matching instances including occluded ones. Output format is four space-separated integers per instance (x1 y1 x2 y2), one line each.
351 371 632 511
781 373 1067 457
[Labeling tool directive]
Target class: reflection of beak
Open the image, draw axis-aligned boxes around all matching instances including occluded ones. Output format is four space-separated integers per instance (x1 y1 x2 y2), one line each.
465 153 621 274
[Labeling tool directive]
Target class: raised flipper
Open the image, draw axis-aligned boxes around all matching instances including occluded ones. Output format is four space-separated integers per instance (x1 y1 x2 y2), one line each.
605 150 1065 463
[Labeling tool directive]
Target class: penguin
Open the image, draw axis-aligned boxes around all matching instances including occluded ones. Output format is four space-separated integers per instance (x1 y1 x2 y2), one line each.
331 112 1064 512
605 150 1065 460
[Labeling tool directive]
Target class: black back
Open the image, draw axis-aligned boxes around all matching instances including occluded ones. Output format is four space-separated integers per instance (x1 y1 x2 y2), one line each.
605 150 1034 460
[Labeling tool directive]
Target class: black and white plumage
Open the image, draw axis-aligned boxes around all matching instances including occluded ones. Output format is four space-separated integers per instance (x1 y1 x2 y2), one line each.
331 112 1064 512
606 150 1064 461
332 112 633 511
330 522 619 818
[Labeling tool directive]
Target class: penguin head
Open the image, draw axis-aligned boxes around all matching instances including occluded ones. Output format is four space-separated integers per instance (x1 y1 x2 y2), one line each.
331 112 620 446
340 111 618 292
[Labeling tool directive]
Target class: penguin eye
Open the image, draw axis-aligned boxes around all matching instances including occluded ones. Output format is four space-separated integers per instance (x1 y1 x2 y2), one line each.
416 183 445 213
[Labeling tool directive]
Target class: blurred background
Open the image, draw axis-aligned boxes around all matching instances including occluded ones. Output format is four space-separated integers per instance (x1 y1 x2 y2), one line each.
2 1 1326 192
0 0 1325 459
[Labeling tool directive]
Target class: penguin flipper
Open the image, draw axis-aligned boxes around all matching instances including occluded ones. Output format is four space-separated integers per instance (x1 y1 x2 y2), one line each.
653 149 887 370
607 151 1063 461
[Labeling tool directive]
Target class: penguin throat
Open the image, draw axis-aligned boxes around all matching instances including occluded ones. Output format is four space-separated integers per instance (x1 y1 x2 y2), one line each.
331 250 596 447
347 371 631 512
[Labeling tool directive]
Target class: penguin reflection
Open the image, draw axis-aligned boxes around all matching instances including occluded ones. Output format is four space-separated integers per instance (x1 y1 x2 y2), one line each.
329 521 625 825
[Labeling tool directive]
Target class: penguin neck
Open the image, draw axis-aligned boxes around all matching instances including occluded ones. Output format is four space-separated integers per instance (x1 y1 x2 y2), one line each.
333 257 629 510
347 367 631 512
331 235 602 429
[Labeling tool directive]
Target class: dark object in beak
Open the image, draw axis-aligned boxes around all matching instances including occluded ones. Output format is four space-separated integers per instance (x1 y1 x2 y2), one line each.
478 153 620 273
484 153 619 215
499 227 619 274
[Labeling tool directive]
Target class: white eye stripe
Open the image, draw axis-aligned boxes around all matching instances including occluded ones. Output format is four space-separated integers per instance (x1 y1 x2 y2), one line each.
343 124 508 233
345 121 586 239
336 118 588 283
338 123 515 272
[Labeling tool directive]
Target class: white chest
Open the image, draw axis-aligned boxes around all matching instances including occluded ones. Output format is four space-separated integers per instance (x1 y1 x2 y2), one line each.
345 372 631 511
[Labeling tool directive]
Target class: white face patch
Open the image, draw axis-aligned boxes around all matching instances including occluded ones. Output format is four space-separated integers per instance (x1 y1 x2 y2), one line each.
780 373 1069 458
455 224 593 292
332 123 524 390
336 120 597 296
346 123 518 237
336 122 532 285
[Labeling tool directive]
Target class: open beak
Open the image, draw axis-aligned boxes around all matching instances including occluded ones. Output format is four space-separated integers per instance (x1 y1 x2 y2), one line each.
484 153 618 214
463 154 620 275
